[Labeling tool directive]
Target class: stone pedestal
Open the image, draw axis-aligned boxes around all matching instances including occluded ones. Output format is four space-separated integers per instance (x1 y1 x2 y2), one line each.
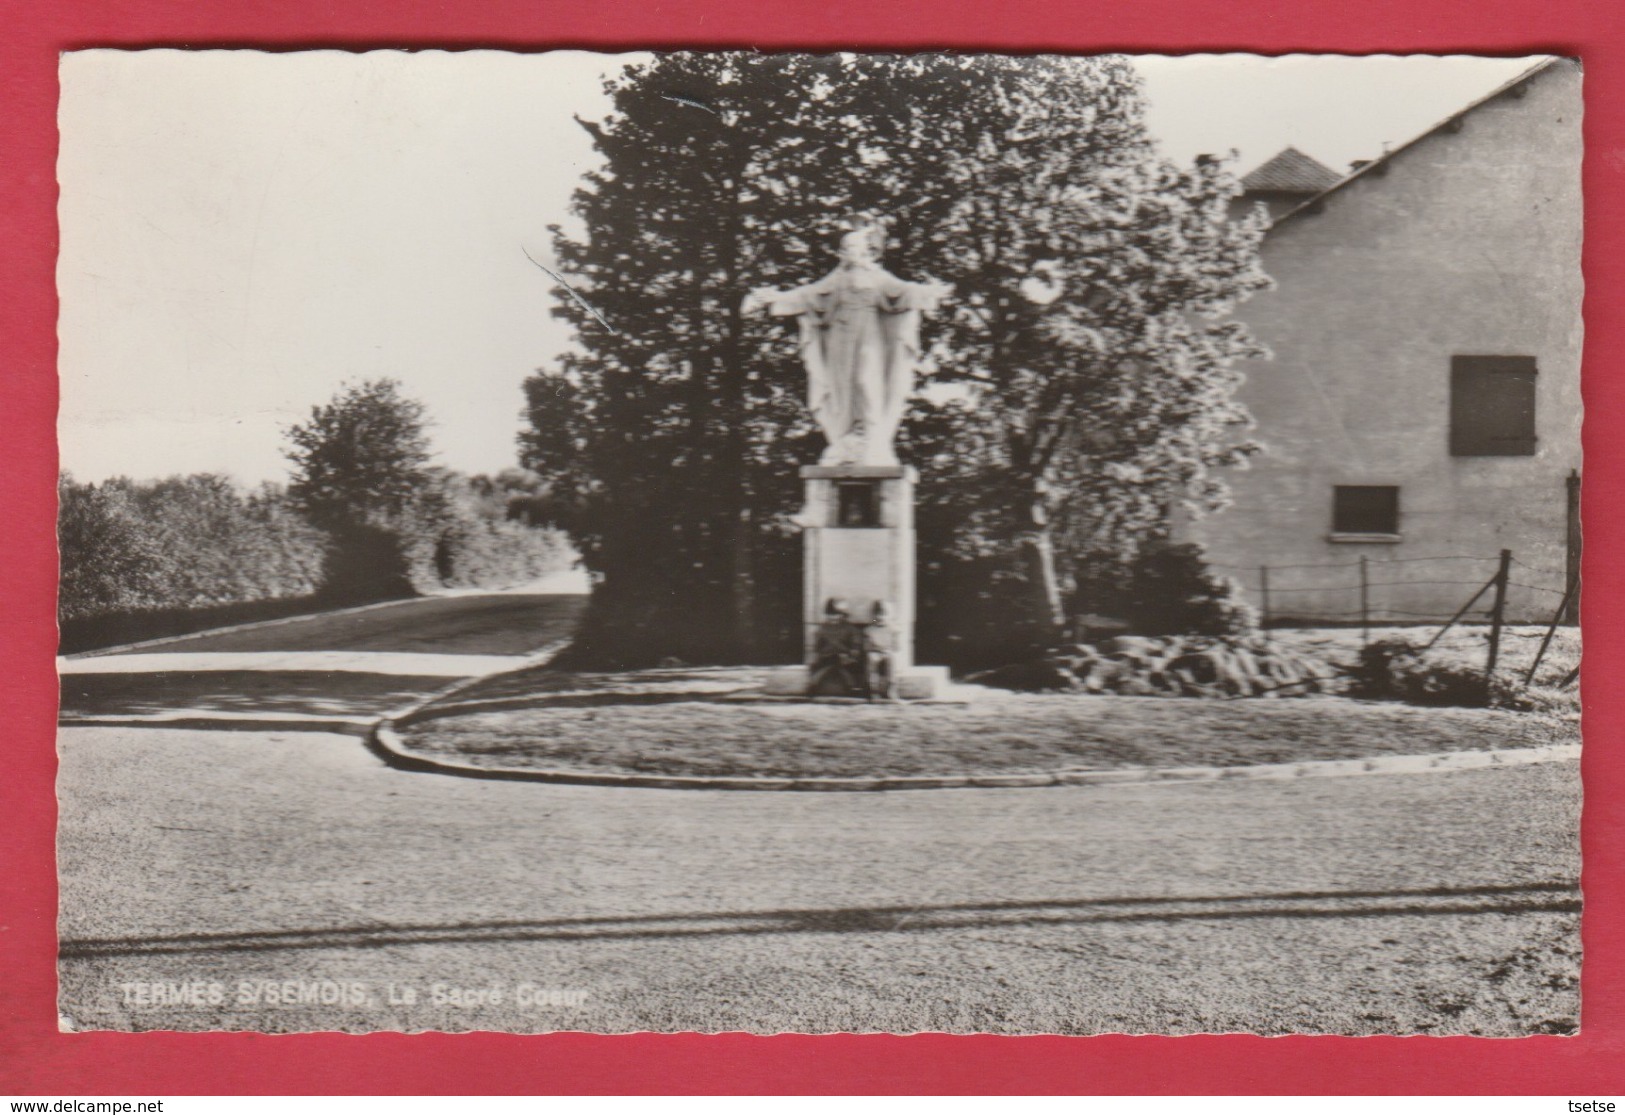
761 463 946 699
802 464 918 668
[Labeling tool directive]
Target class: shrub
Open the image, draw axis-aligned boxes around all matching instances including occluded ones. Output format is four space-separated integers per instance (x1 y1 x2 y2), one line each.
916 549 1062 673
58 474 326 621
58 469 576 624
1073 542 1258 639
420 472 575 592
967 634 1335 698
1350 637 1540 710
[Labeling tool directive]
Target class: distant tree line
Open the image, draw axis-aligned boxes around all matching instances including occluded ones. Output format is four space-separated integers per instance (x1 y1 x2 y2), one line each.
58 473 326 623
522 53 1267 669
60 379 572 638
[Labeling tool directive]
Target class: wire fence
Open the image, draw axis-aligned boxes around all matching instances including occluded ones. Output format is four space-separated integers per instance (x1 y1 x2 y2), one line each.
1207 551 1574 629
1208 548 1578 689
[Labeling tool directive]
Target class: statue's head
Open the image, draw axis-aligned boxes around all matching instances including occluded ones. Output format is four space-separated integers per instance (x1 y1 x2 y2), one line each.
824 597 851 618
836 220 885 268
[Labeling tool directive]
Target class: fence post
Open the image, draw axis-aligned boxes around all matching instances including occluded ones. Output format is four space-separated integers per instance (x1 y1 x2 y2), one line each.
1359 555 1369 648
1524 570 1579 686
1423 572 1498 653
1259 565 1271 637
1485 548 1512 680
1566 468 1581 624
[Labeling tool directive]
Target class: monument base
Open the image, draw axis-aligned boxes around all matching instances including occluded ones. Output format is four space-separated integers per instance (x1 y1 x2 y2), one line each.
761 664 952 701
799 464 918 667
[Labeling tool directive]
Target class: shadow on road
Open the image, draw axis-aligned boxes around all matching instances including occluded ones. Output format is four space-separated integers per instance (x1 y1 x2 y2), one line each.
122 595 586 657
415 689 745 722
58 593 590 733
60 671 450 722
60 881 1580 959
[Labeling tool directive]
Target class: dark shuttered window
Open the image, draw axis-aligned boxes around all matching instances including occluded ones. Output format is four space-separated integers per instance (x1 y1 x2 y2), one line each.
1450 356 1537 456
1333 486 1400 536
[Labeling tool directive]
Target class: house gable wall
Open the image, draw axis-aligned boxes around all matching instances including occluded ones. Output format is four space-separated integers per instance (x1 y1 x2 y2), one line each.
1195 60 1583 625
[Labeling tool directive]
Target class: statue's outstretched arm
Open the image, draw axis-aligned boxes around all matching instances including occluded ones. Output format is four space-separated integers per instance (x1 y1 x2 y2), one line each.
903 278 954 312
872 269 952 314
743 276 829 317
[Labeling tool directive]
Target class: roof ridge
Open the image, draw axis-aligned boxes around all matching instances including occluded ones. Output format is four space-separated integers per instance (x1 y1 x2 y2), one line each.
1268 57 1564 229
1240 146 1344 194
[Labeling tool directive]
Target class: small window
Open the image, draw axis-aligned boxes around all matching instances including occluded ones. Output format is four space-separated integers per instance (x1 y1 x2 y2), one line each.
1451 356 1537 456
836 481 880 527
1333 485 1399 537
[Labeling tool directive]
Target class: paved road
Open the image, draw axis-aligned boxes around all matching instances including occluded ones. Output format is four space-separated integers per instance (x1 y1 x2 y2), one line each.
58 592 586 731
54 592 1582 1036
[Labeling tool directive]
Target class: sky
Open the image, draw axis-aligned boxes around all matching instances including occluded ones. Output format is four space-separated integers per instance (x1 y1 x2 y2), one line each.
57 50 1543 486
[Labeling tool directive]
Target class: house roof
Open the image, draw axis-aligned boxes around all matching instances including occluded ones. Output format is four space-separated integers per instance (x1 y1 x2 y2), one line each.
1239 146 1343 194
1269 57 1564 229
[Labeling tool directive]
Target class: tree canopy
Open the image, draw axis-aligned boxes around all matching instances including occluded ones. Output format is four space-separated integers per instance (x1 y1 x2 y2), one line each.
522 53 1269 667
285 378 438 531
282 378 442 599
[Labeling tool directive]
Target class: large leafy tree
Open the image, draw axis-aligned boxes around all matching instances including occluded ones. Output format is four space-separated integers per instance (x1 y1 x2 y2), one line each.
522 54 878 663
843 58 1270 630
524 53 1268 665
285 378 437 529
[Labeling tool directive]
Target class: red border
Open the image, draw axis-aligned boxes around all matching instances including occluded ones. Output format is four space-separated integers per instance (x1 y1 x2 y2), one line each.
4 0 1622 1095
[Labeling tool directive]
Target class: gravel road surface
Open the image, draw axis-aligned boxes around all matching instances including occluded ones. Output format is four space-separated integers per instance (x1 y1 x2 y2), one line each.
55 590 1581 1035
58 726 1579 1035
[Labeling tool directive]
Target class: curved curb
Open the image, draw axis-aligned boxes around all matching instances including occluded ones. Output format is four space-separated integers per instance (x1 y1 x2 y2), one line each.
385 637 574 720
365 708 1581 791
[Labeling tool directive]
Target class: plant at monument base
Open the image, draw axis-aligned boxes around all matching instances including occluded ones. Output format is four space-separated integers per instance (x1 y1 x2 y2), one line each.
285 378 444 601
525 53 1270 664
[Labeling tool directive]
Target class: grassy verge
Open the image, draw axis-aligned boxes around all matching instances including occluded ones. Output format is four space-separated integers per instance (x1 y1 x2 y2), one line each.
1269 623 1578 684
396 637 1579 781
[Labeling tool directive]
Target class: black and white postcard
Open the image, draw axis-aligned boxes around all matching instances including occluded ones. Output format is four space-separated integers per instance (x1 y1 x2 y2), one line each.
55 50 1583 1036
